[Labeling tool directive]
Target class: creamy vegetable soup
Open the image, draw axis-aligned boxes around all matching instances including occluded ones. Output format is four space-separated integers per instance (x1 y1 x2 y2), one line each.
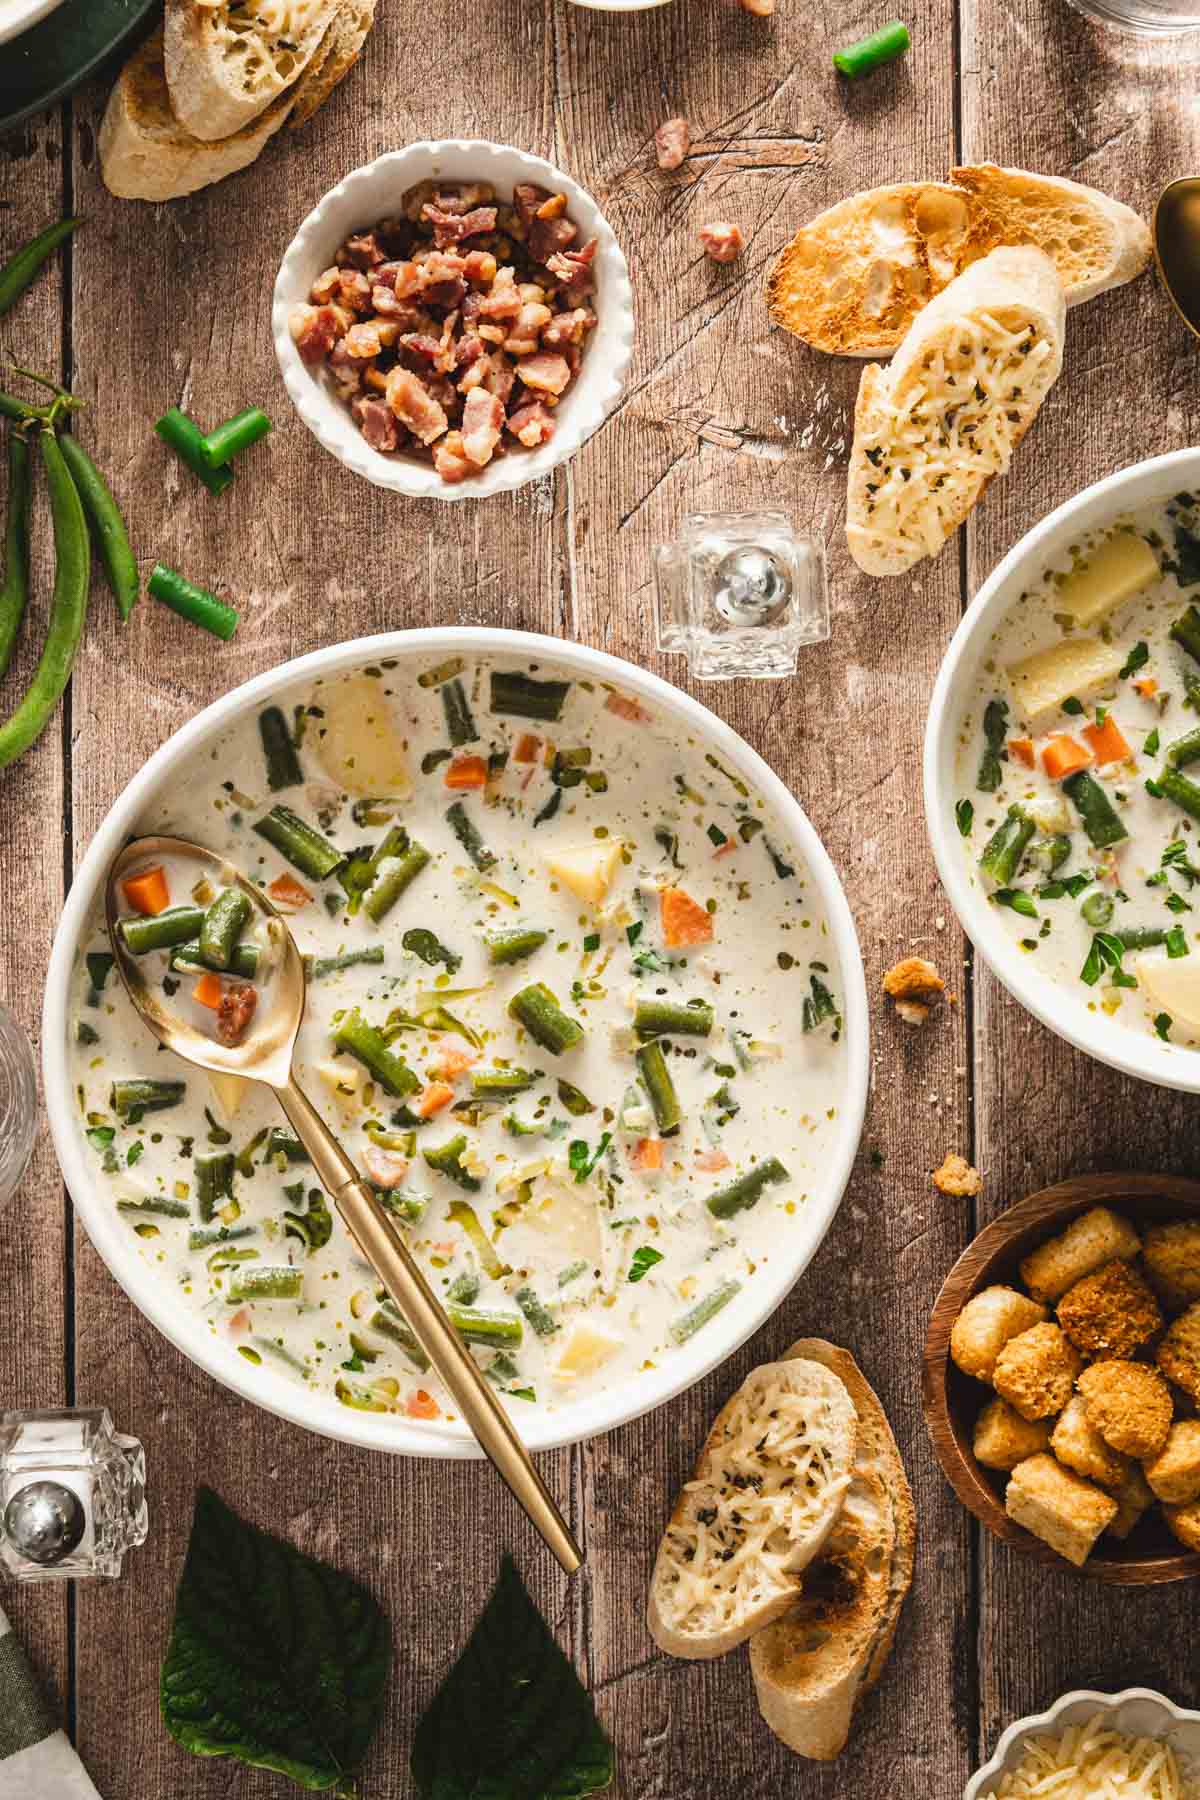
956 494 1200 1047
70 654 846 1426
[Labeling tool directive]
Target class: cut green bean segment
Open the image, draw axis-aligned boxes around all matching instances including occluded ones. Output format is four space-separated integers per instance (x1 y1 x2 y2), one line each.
154 407 233 497
1172 605 1200 666
447 1271 480 1305
371 1301 431 1370
1028 834 1071 874
634 999 714 1040
1116 926 1170 950
669 1279 742 1345
195 1151 235 1222
508 983 584 1055
1166 726 1200 770
254 804 345 880
118 906 204 954
258 705 303 790
305 945 385 980
1063 771 1129 848
117 1196 189 1220
446 1303 523 1348
833 18 910 76
226 1266 303 1302
198 888 251 971
445 800 495 871
172 939 260 979
376 1191 428 1224
363 834 430 922
706 1156 790 1220
514 1286 558 1338
201 407 273 469
423 1133 481 1191
979 805 1037 882
441 677 478 745
110 1078 185 1116
1158 767 1200 826
188 1223 255 1251
802 975 839 1033
636 1040 681 1136
0 433 31 680
333 1009 419 1096
471 1067 537 1098
489 669 571 722
58 433 139 624
418 656 465 689
484 928 547 966
148 563 239 639
558 1259 589 1288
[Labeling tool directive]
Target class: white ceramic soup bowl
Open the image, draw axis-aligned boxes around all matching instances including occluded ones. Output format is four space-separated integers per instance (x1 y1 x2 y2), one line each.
965 1687 1200 1799
0 0 64 48
44 630 869 1460
272 141 634 501
925 448 1200 1094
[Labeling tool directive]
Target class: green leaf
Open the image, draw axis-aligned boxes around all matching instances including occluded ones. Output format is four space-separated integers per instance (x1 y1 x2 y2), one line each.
1119 641 1150 679
1061 696 1084 716
411 1555 613 1800
628 1246 664 1284
161 1487 392 1796
991 887 1038 919
1145 728 1161 756
1155 1012 1174 1041
955 797 974 837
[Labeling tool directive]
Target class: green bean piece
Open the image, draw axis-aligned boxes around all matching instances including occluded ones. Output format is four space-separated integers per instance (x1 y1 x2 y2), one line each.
470 1067 537 1098
258 705 303 790
669 1279 742 1345
1172 605 1200 666
979 805 1037 882
514 1286 558 1338
1027 834 1071 874
0 431 90 772
200 407 273 469
1116 926 1170 951
556 1078 594 1117
154 407 233 498
489 669 571 722
634 999 714 1040
446 1270 481 1305
284 1188 332 1252
484 928 548 966
377 1191 429 1224
333 1008 419 1096
57 433 138 624
558 1259 589 1288
1165 727 1200 770
423 1133 481 1191
1080 891 1115 928
195 1151 235 1222
833 17 910 76
0 434 31 679
1159 768 1200 826
363 835 430 922
305 945 386 980
636 1040 681 1136
118 906 204 955
188 1223 256 1252
171 939 260 980
263 1129 309 1166
446 1303 523 1348
148 563 239 639
110 1077 186 1116
351 796 402 826
254 804 346 880
508 983 584 1055
418 656 465 689
1062 771 1129 848
441 676 478 745
370 1302 431 1371
705 1156 790 1221
117 1196 189 1220
198 888 251 972
226 1265 304 1303
445 800 496 871
0 217 80 316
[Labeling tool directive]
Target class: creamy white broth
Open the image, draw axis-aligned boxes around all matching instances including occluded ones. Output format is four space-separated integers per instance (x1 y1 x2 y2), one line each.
955 494 1200 1047
70 653 846 1427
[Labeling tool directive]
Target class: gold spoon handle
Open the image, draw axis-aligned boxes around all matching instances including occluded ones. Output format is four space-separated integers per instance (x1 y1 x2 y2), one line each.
274 1079 582 1575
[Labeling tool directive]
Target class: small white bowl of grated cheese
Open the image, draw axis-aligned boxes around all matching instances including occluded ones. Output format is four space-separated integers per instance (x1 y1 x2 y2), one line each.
967 1691 1200 1800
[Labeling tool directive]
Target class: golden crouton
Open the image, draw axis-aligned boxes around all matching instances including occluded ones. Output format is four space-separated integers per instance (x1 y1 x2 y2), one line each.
1164 1497 1200 1552
1005 1453 1118 1567
1157 1302 1200 1407
1020 1207 1141 1304
933 1153 982 1198
973 1397 1053 1472
883 956 945 1025
1077 1359 1173 1459
1142 1219 1200 1313
950 1286 1049 1384
1106 1464 1155 1541
1144 1419 1200 1505
1050 1395 1131 1489
1057 1259 1163 1360
993 1323 1083 1422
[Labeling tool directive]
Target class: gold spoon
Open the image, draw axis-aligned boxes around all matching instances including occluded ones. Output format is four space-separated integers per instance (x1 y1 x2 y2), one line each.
105 834 582 1576
1154 177 1200 340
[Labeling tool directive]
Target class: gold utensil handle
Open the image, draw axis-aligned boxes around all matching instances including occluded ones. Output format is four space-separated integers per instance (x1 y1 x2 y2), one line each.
274 1080 582 1575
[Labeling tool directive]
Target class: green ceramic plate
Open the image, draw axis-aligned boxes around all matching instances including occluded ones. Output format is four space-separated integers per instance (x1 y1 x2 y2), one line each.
0 0 158 135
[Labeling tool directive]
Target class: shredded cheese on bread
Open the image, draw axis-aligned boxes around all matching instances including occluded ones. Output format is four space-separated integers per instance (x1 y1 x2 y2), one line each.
989 1714 1195 1800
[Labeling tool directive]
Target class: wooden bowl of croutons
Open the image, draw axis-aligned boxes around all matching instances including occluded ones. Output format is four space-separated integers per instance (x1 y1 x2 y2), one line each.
922 1173 1200 1583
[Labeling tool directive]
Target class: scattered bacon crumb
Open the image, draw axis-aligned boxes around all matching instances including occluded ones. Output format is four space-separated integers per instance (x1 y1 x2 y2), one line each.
695 1147 731 1173
605 690 650 723
661 886 714 948
514 733 543 763
631 1137 664 1172
882 956 945 1026
217 984 258 1047
699 222 745 263
933 1153 982 1198
654 117 690 171
268 873 313 909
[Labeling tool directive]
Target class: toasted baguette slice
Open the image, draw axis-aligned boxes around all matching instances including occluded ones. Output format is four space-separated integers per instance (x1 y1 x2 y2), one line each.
647 1359 857 1661
749 1341 916 1762
845 246 1065 578
164 0 344 142
768 168 1149 357
286 0 375 129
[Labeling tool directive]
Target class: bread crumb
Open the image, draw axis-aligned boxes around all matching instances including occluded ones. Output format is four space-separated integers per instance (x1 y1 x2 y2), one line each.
933 1152 981 1197
883 957 945 1027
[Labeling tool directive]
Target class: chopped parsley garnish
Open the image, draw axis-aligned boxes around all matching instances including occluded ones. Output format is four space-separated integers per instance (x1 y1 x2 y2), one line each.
1061 696 1084 716
1155 1012 1173 1041
955 798 974 837
991 887 1038 918
1119 641 1150 680
568 1133 612 1184
628 1246 664 1284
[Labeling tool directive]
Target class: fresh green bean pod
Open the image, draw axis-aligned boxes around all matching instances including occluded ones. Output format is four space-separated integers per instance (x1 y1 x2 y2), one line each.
57 433 139 623
226 1266 304 1302
0 433 31 679
441 677 478 745
634 999 714 1039
446 1303 523 1347
195 1151 235 1222
258 705 303 790
508 983 584 1055
254 804 346 880
119 906 204 954
979 805 1037 882
636 1040 681 1136
110 1077 186 1116
198 888 251 971
705 1156 790 1220
171 939 260 979
484 928 547 966
1063 771 1129 848
0 217 80 316
445 800 495 871
669 1279 742 1345
333 1009 419 1096
1158 768 1200 826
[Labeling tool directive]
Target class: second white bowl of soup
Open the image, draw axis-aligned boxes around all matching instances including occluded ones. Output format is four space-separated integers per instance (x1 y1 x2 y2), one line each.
926 448 1200 1092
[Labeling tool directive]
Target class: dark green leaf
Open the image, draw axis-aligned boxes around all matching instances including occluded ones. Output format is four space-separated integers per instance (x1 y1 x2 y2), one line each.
161 1487 391 1796
411 1555 613 1800
1119 641 1150 680
1167 925 1190 959
1155 1012 1174 1040
1145 729 1161 757
955 798 974 837
403 928 462 974
977 697 1009 792
991 887 1038 919
1061 696 1084 716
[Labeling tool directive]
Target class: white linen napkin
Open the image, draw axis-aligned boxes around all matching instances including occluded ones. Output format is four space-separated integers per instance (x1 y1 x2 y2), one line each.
0 1603 101 1799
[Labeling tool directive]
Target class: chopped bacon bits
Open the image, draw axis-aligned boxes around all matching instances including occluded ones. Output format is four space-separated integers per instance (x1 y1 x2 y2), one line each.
655 117 690 170
506 401 555 448
699 221 745 263
518 352 572 396
405 1388 441 1420
605 690 650 723
216 984 258 1047
362 1146 410 1189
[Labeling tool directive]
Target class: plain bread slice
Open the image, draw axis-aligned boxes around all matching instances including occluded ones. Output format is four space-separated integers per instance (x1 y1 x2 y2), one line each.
287 0 376 128
950 164 1151 308
164 0 344 141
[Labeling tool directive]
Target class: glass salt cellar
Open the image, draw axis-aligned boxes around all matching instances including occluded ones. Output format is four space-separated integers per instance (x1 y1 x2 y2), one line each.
0 1409 147 1583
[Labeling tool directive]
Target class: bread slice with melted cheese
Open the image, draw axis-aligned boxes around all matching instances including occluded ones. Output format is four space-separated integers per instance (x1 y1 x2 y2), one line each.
164 0 345 142
845 246 1065 578
749 1340 916 1762
646 1359 858 1660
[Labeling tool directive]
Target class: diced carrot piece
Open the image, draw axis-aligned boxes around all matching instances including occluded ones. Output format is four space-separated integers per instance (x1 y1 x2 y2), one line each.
122 865 169 915
605 690 650 723
631 1137 663 1172
192 972 224 1010
1135 678 1158 699
415 1081 455 1118
405 1388 441 1420
1008 737 1035 768
267 873 313 908
514 733 542 764
713 838 738 859
1082 716 1132 766
661 887 713 949
431 1047 478 1080
694 1147 731 1173
445 755 489 789
1041 735 1093 781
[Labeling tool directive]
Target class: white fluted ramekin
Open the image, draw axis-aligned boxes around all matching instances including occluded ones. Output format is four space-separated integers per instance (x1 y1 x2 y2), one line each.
272 141 634 501
965 1688 1200 1799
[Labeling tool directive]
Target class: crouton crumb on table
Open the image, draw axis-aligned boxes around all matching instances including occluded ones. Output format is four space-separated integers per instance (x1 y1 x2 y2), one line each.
933 1152 982 1197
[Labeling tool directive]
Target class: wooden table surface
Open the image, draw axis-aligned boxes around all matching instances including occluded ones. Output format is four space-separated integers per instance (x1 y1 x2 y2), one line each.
3 3 1200 1794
